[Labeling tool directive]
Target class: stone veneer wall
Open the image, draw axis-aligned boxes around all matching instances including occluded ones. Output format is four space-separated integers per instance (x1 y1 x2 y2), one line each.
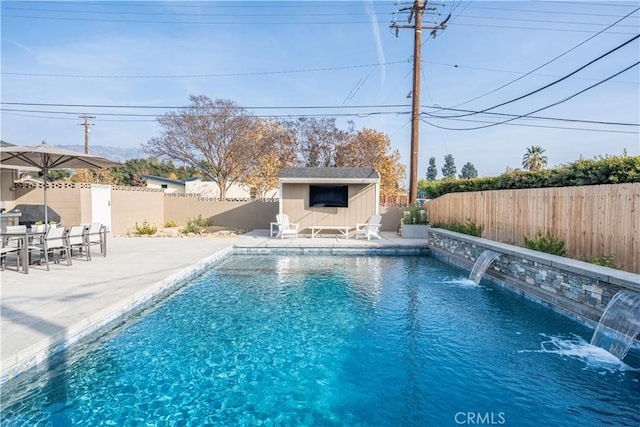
427 228 640 326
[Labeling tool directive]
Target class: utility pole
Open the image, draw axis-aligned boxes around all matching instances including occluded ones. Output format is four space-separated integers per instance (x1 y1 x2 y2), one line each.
78 115 95 154
391 1 449 204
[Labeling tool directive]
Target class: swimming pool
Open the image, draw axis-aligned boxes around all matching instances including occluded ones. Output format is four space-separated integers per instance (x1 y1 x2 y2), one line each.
2 255 639 425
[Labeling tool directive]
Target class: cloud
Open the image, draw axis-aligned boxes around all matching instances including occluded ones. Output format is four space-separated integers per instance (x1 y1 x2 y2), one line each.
7 39 35 55
365 0 386 91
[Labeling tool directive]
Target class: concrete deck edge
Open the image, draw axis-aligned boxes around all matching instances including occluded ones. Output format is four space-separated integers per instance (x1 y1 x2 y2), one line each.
0 245 235 386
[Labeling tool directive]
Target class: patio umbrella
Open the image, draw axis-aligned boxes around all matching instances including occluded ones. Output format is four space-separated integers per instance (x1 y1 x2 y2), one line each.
0 141 121 225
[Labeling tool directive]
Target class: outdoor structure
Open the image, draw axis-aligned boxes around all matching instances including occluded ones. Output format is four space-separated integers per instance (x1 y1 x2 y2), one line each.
278 167 380 235
142 175 278 199
140 174 187 194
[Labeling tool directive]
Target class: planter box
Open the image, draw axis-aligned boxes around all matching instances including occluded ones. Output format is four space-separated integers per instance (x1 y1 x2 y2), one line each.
401 224 429 239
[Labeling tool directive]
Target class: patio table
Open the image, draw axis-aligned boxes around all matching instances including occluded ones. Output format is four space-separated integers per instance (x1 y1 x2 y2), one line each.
310 225 352 239
0 230 46 274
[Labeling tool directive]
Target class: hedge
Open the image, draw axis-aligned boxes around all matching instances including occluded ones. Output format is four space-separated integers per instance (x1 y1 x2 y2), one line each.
419 154 640 199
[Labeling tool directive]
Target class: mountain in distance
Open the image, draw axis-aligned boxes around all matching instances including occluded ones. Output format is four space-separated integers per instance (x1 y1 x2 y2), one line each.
57 145 144 163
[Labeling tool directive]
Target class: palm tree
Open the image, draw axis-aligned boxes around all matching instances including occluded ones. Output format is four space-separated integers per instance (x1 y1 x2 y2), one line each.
522 146 548 171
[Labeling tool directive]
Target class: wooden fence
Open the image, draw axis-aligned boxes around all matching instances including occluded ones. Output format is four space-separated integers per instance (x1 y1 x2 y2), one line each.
426 183 640 274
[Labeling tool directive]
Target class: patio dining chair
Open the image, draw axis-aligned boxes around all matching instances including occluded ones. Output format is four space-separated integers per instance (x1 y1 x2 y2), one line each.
275 214 299 239
30 226 71 270
355 214 382 241
67 225 89 262
84 222 107 259
0 244 22 271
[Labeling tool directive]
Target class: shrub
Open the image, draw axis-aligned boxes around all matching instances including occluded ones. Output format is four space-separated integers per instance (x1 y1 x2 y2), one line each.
589 256 620 269
164 219 179 228
403 203 428 225
523 230 568 256
183 214 209 234
432 221 484 237
134 219 157 236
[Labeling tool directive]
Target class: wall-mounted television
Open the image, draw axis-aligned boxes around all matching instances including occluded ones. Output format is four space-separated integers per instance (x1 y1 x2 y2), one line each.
309 185 349 208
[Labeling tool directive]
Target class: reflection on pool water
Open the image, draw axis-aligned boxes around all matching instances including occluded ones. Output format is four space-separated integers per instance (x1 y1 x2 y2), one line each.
2 255 639 426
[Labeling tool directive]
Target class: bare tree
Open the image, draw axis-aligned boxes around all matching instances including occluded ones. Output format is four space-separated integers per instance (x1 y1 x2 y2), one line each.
143 95 262 199
282 117 351 167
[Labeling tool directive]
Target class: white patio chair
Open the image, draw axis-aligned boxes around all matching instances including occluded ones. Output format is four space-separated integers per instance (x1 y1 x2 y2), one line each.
84 222 107 258
67 225 89 261
355 214 382 240
0 244 22 271
2 226 28 272
30 226 71 270
275 214 299 239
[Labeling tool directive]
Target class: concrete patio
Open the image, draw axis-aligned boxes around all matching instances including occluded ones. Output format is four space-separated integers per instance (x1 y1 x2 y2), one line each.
0 230 427 384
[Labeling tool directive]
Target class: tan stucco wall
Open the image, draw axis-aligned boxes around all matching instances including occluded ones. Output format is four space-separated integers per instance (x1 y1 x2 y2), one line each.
281 183 378 232
0 169 18 210
5 181 403 234
12 182 91 226
164 194 278 229
111 186 165 235
379 206 404 232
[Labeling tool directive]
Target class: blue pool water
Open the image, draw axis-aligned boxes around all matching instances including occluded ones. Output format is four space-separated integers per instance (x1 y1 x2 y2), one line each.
2 255 639 426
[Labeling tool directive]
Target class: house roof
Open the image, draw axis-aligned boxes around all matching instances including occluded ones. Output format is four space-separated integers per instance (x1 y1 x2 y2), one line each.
140 174 185 186
279 167 380 184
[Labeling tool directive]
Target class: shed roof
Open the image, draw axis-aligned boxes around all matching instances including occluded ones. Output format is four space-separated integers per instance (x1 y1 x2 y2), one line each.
140 174 185 186
279 167 379 184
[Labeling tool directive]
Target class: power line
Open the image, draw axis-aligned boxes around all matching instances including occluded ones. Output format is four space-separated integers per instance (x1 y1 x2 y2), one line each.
3 102 637 127
429 34 640 119
420 116 638 134
5 5 638 29
422 61 640 131
422 106 639 127
446 7 640 109
1 1 369 9
0 102 412 110
463 3 640 18
1 5 396 18
1 60 408 79
3 107 634 134
4 13 636 34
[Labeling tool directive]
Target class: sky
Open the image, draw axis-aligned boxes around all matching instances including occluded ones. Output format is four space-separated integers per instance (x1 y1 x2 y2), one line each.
1 0 639 183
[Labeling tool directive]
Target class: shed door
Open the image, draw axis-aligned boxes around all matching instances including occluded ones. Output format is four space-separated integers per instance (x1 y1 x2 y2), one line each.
91 184 112 231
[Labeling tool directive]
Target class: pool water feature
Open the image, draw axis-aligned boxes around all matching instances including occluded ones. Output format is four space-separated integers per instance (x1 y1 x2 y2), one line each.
2 255 639 426
591 290 640 361
468 249 502 284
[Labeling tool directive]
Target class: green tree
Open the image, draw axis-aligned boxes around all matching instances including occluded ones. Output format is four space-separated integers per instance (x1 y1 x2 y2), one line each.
459 162 478 179
426 157 437 180
441 154 457 180
522 146 548 171
111 158 199 186
46 170 72 181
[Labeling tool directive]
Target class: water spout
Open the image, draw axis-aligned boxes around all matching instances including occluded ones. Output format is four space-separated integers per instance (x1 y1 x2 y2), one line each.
469 250 502 284
590 290 640 361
